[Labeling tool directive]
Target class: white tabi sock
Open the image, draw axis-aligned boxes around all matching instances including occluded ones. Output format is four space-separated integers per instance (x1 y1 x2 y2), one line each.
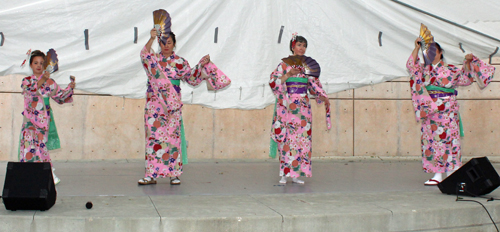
431 173 443 182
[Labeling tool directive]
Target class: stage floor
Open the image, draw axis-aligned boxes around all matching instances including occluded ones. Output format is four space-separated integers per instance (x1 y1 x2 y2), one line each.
1 159 500 232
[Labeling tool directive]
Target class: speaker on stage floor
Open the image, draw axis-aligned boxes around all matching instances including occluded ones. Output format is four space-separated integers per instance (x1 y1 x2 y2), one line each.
438 157 500 196
2 162 57 211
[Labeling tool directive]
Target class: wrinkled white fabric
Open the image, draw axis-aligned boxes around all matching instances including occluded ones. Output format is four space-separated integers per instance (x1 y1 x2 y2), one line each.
1 0 498 109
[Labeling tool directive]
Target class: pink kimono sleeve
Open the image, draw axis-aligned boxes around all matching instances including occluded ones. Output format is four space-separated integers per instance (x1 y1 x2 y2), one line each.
46 79 73 104
308 77 331 129
406 55 438 122
269 62 290 143
460 55 496 88
269 62 288 101
180 58 204 86
140 46 180 112
308 77 328 104
21 77 49 131
203 62 231 90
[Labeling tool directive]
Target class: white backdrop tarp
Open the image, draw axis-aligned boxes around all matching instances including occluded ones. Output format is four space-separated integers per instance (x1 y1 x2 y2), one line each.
1 0 499 109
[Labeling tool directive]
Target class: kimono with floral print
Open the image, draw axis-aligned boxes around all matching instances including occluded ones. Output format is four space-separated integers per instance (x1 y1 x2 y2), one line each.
19 74 74 163
140 46 230 178
407 55 495 173
269 62 329 178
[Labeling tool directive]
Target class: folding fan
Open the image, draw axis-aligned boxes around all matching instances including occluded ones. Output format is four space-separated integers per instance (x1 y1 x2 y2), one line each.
281 55 321 78
44 49 58 74
419 23 437 66
153 9 171 45
422 43 437 66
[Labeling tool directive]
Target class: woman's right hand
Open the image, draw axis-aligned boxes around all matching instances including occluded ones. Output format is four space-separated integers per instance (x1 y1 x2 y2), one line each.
150 28 157 40
41 71 50 81
287 68 300 77
414 37 422 49
69 75 76 89
37 71 50 86
281 68 300 82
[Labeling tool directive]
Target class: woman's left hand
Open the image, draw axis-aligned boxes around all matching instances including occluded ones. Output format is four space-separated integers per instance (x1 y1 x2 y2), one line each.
319 95 329 103
464 54 478 72
69 76 76 89
201 54 210 66
465 53 474 63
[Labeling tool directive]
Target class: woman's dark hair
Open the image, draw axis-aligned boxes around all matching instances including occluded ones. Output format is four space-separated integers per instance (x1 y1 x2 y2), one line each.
30 50 45 65
159 32 176 47
168 32 176 46
435 42 444 60
289 36 307 54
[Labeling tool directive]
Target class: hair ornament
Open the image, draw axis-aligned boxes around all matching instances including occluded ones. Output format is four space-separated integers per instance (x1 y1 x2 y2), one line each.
20 49 32 68
291 32 298 48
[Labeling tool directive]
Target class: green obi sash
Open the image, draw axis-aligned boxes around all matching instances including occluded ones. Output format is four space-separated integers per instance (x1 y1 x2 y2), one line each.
425 85 464 137
169 79 188 164
44 97 61 150
286 77 308 83
18 97 60 159
269 99 279 159
170 79 181 86
269 77 308 159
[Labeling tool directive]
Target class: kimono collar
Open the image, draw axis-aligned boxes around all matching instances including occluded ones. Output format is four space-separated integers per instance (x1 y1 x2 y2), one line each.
160 51 176 60
431 60 445 69
29 73 43 81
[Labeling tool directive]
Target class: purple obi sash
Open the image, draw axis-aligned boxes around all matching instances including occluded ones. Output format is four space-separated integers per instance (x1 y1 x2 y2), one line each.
286 82 308 94
172 85 181 93
169 79 181 93
428 89 457 98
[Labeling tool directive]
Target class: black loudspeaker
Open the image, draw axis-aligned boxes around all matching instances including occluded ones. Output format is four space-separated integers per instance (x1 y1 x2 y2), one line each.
2 162 57 211
438 157 500 196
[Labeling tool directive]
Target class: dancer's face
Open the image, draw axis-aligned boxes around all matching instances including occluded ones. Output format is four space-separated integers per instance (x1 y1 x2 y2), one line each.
433 49 442 64
293 42 307 56
160 37 175 56
30 56 44 77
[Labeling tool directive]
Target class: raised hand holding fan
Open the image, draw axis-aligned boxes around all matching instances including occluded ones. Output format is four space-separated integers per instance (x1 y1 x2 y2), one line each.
281 55 321 78
418 23 437 66
153 9 171 45
44 49 58 74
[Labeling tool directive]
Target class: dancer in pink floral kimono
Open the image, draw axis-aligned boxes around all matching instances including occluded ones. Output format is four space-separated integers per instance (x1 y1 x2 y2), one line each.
20 50 75 185
269 34 330 184
138 29 230 185
407 38 495 185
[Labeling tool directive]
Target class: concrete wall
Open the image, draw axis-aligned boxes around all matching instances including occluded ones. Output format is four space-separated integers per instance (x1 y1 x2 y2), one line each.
1 60 499 161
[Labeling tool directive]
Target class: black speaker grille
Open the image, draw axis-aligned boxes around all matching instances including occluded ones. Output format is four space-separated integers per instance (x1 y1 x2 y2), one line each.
438 157 500 196
2 162 57 210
